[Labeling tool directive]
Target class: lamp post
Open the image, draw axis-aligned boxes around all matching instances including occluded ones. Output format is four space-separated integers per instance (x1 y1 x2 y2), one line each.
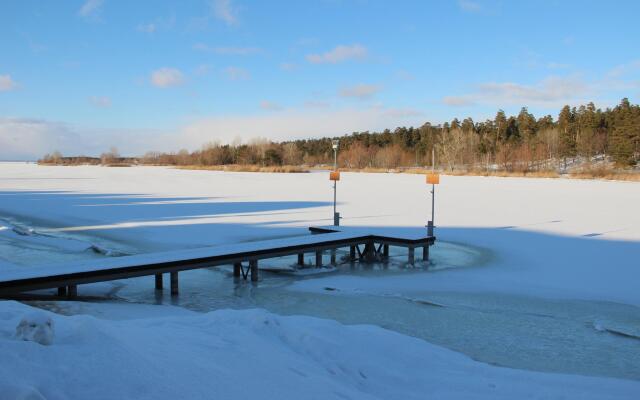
426 148 438 237
332 139 339 226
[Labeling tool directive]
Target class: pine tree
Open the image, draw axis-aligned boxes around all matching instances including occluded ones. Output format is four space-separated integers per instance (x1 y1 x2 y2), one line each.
517 107 537 142
609 98 636 166
557 105 576 167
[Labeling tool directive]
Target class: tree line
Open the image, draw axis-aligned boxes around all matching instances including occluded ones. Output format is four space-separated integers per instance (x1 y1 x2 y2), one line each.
41 98 639 171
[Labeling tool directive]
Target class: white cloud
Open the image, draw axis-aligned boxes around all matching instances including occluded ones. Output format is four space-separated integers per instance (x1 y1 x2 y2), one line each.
443 76 590 107
150 68 185 88
224 66 249 80
306 44 368 64
458 0 481 13
443 96 475 106
0 75 18 91
339 84 381 99
0 118 178 160
179 106 423 146
137 23 156 33
89 96 111 108
260 101 283 111
0 118 84 160
78 0 104 18
0 104 426 159
193 44 261 55
212 0 238 25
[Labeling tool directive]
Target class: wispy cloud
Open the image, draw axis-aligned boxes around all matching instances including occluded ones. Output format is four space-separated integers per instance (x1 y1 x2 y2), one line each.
260 100 283 111
150 68 185 88
89 96 111 108
212 0 238 25
136 16 175 34
443 96 475 106
78 0 104 18
137 23 156 33
458 0 482 13
193 64 212 76
280 63 297 72
0 75 18 92
224 66 249 80
607 59 640 78
193 44 261 55
395 70 415 81
547 62 570 70
339 84 381 100
442 76 590 107
306 44 368 64
304 100 330 109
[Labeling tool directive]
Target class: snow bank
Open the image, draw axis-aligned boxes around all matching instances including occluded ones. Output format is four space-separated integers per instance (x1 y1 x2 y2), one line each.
15 310 54 345
1 301 638 400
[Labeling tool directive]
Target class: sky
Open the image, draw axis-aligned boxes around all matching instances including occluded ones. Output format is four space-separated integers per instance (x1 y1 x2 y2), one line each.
1 0 639 160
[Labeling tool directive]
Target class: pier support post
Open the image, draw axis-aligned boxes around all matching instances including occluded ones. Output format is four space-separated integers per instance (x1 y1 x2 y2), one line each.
233 263 241 277
155 273 163 290
408 247 415 266
315 251 322 267
67 285 77 298
349 246 356 262
297 253 304 266
363 241 376 263
383 244 389 259
250 260 259 282
170 272 179 296
423 246 429 262
57 287 67 297
330 249 336 265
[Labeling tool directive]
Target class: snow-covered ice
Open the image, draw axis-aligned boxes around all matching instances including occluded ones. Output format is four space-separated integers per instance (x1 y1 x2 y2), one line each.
1 300 639 400
1 162 639 398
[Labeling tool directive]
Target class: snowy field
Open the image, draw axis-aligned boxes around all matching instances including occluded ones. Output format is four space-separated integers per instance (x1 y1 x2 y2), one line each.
1 162 640 399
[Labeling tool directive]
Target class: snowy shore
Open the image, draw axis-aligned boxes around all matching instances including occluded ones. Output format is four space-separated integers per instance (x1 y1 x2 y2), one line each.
1 163 639 399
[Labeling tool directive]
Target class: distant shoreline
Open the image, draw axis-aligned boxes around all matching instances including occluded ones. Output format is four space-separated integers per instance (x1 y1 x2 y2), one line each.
22 161 640 182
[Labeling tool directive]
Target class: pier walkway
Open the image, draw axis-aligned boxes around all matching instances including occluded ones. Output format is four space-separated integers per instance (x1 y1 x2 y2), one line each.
0 226 435 298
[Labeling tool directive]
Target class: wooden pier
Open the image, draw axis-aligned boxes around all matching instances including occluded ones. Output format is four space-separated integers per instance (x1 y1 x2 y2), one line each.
0 226 435 299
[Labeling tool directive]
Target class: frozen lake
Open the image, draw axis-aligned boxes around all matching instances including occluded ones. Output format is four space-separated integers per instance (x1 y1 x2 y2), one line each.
1 162 640 391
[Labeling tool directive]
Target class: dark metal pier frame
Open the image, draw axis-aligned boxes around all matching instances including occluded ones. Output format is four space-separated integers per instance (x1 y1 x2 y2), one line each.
0 227 435 299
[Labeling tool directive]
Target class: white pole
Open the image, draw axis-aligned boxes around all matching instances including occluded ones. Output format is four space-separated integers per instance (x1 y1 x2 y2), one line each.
333 144 339 226
333 149 338 219
431 148 435 227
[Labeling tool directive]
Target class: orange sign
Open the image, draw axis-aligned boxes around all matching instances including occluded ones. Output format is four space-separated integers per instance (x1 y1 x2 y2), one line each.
329 170 341 181
426 173 439 184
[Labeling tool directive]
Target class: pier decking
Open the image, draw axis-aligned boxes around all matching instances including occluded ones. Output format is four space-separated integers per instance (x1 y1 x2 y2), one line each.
0 227 435 298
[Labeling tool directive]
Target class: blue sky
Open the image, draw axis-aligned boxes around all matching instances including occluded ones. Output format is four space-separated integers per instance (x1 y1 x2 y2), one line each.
1 0 639 159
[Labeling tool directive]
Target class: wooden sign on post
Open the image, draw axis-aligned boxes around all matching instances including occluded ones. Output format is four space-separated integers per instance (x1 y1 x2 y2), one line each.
329 171 341 181
426 173 439 185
